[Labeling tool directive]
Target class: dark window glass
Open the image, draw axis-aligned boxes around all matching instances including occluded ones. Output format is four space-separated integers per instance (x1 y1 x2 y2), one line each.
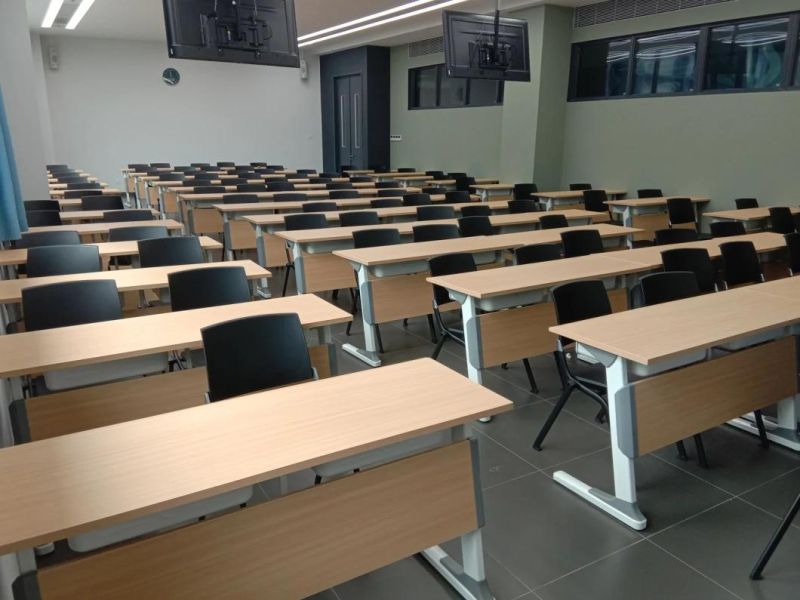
468 78 503 105
409 64 504 109
706 18 789 90
574 39 631 98
412 66 438 108
633 30 700 94
439 69 467 107
795 28 800 86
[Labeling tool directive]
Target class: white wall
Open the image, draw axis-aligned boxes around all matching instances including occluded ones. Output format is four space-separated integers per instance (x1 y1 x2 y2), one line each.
41 36 322 188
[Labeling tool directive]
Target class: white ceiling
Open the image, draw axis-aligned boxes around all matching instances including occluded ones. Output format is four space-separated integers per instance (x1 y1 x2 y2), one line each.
27 0 595 54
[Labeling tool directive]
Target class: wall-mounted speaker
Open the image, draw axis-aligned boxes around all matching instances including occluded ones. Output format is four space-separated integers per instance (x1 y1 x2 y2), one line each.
47 46 59 71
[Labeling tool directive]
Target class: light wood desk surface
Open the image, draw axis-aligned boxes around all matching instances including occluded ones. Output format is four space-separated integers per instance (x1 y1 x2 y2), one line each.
223 195 485 217
59 208 160 222
58 199 86 210
0 260 268 305
0 294 350 379
471 183 514 191
605 195 710 208
704 207 800 222
48 180 103 190
177 187 420 202
370 172 429 178
0 358 511 555
28 219 183 236
0 237 222 268
49 188 123 199
532 188 627 200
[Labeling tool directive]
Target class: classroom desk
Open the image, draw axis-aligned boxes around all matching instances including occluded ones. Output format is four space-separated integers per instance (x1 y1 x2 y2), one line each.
549 280 800 529
605 196 710 228
48 180 104 190
532 188 627 211
27 220 184 238
58 208 160 223
704 206 800 230
49 188 123 200
472 183 514 202
0 359 510 600
332 224 639 367
343 168 375 175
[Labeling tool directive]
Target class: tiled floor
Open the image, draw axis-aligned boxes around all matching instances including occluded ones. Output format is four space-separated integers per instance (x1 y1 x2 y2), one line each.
287 284 800 600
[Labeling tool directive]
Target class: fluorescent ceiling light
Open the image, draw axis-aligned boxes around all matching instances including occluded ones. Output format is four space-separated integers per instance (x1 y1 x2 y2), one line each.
65 0 96 30
298 0 469 48
41 0 65 28
298 0 440 41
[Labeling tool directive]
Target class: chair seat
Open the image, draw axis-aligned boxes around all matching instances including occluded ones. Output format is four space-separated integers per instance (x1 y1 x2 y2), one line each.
574 344 707 378
43 354 169 391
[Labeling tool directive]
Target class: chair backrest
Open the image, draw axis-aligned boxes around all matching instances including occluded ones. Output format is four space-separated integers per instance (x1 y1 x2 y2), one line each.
63 189 104 199
67 182 102 190
583 189 608 213
513 183 538 199
285 214 329 230
397 167 416 173
425 171 445 178
654 228 699 245
349 176 372 183
296 168 316 174
150 163 171 168
190 163 211 167
309 177 332 184
81 195 125 211
458 216 494 237
508 199 540 214
24 200 60 211
377 189 406 197
515 243 562 265
328 190 360 199
318 172 339 179
660 248 717 294
202 313 314 402
709 221 746 238
640 271 700 306
222 194 259 204
340 211 379 227
352 228 402 248
417 205 456 221
302 201 337 213
102 209 154 223
267 181 295 191
460 204 491 217
26 245 102 277
769 207 796 234
237 184 267 192
138 236 204 268
193 172 216 180
735 198 758 210
273 192 308 202
569 183 592 191
561 229 603 258
422 187 447 195
192 186 226 194
22 280 121 331
57 176 89 183
158 173 184 182
107 226 169 242
375 181 400 189
267 164 286 171
217 162 235 167
169 265 251 312
326 183 353 190
539 214 569 229
370 198 402 208
444 190 471 204
402 193 432 207
785 232 800 275
25 210 62 226
412 224 460 242
719 241 763 287
455 177 476 192
551 280 612 344
448 172 467 180
429 253 477 306
223 178 249 186
637 188 663 198
19 230 81 248
667 198 696 226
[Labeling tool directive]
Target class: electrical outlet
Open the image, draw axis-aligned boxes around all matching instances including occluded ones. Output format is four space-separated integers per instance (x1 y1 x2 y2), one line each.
390 134 402 142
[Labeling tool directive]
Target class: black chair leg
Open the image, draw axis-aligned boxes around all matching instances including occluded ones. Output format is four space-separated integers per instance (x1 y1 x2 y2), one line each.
754 410 770 448
403 318 409 327
376 325 385 354
533 384 574 451
332 289 339 301
427 314 437 343
314 474 322 485
431 332 447 360
676 440 689 461
501 363 509 370
346 290 360 336
522 358 539 394
750 492 800 579
694 434 709 468
281 265 293 297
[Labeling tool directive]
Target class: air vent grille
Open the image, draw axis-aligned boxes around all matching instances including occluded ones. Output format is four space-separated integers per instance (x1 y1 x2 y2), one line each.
409 37 444 58
575 0 733 27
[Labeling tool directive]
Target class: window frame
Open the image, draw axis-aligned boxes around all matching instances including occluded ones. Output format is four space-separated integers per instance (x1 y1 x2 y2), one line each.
408 64 504 110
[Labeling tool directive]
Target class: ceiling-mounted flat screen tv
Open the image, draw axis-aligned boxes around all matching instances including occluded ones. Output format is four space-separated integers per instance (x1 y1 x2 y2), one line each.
163 0 300 68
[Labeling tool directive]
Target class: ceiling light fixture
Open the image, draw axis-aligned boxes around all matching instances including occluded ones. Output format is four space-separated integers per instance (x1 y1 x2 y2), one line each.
41 0 65 28
65 0 97 30
298 0 440 42
298 0 469 47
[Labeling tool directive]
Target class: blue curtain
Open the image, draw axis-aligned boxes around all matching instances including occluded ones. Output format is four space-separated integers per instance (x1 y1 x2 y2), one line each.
0 85 26 242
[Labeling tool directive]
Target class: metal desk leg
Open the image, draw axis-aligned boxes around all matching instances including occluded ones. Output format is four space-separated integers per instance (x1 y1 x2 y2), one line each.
157 185 166 218
289 242 307 295
461 296 483 385
621 207 634 229
319 326 338 375
186 201 197 235
479 190 489 203
553 355 647 530
254 224 268 269
342 264 382 368
730 395 800 451
222 213 234 262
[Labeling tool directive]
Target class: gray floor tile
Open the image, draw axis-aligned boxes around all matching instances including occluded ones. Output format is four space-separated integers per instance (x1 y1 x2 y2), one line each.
439 538 532 600
741 468 800 524
536 540 737 600
304 590 340 600
472 428 539 489
334 555 462 600
652 499 800 600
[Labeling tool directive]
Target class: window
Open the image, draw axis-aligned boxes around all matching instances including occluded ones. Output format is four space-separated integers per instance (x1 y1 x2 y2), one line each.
408 64 504 109
706 18 789 90
572 39 631 98
633 30 700 95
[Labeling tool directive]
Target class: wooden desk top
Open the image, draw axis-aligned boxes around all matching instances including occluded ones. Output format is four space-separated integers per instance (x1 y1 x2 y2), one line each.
0 294 350 379
605 196 710 208
0 359 510 554
49 180 104 190
58 199 83 210
704 207 800 222
550 283 800 365
0 237 222 267
0 260 268 305
371 172 429 178
471 183 514 191
50 188 122 199
178 187 421 202
59 209 160 222
28 220 183 236
532 188 626 200
221 194 480 215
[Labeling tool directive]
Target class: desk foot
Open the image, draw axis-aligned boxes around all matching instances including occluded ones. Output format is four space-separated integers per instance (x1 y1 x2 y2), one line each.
255 289 272 300
421 546 495 600
553 471 647 530
342 344 382 368
728 417 800 451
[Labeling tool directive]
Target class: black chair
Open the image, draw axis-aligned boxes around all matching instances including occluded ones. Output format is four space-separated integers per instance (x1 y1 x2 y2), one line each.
513 183 538 200
403 193 432 207
751 491 800 580
19 230 80 248
190 163 211 168
448 172 467 180
583 189 609 213
57 176 89 183
328 190 360 200
375 181 400 189
192 186 226 194
425 171 445 178
309 177 332 184
273 193 308 202
340 211 379 227
412 224 460 242
508 199 540 214
417 205 455 221
48 164 70 170
81 195 125 211
63 189 104 199
24 200 60 211
138 236 204 268
569 183 592 191
460 204 491 217
667 198 697 228
422 187 447 195
370 198 402 208
192 172 216 181
23 280 121 332
224 178 249 186
785 233 800 276
267 181 295 192
428 253 474 360
638 188 663 198
169 266 251 312
735 198 759 210
377 189 406 197
769 207 796 234
709 221 746 238
268 165 286 171
158 173 184 182
458 216 495 237
202 314 314 402
533 280 611 450
397 167 416 173
445 191 471 204
107 226 169 242
222 194 259 204
150 163 171 168
661 248 717 294
217 162 235 168
66 182 101 190
327 183 354 190
282 215 329 296
102 209 154 223
302 201 336 213
654 228 699 245
455 177 476 192
349 176 372 183
719 241 764 288
296 168 316 175
237 184 267 192
515 243 562 264
561 229 603 257
25 210 62 226
539 214 569 230
26 245 101 277
319 172 339 179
